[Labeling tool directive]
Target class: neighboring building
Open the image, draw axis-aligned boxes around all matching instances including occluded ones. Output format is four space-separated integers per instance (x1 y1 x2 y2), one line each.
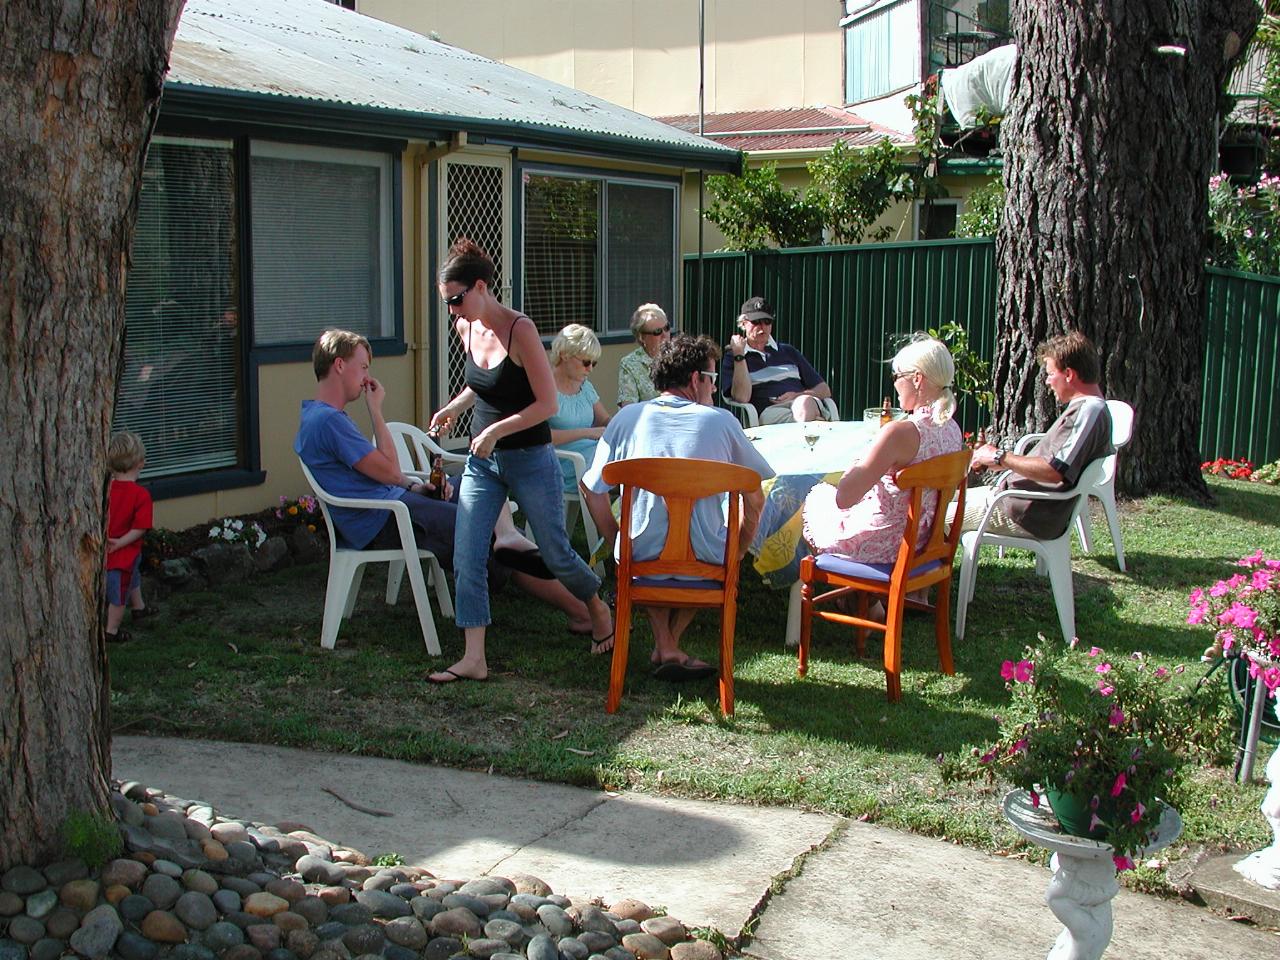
119 0 739 527
356 0 1008 250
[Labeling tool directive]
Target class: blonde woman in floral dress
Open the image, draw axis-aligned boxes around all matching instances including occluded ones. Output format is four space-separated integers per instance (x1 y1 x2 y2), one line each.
802 335 963 563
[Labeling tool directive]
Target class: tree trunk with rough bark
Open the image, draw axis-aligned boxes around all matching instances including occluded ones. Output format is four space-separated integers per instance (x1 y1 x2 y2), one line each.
0 0 184 871
994 0 1261 497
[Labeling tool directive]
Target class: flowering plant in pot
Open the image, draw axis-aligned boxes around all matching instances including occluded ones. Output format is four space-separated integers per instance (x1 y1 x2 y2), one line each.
1188 550 1280 696
950 637 1186 868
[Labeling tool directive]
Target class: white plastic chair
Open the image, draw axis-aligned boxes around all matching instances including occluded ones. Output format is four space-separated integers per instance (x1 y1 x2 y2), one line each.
1012 400 1133 571
554 447 605 576
387 421 467 484
724 395 840 428
298 459 453 654
954 458 1107 644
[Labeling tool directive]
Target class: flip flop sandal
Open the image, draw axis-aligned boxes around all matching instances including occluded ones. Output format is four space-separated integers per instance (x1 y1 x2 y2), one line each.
428 668 487 684
590 631 615 656
652 660 717 682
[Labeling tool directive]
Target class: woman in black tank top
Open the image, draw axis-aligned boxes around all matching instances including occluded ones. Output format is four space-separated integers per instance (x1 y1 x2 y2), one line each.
427 239 614 684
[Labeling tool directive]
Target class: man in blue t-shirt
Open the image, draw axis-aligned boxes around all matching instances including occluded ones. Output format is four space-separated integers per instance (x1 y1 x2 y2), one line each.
295 329 599 633
721 296 833 424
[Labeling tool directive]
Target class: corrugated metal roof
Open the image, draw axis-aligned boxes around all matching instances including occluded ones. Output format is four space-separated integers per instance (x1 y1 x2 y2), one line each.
656 106 912 154
167 0 740 171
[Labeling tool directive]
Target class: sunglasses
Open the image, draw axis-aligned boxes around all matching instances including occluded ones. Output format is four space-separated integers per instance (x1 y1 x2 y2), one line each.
443 284 473 307
893 369 917 381
699 369 719 385
577 357 598 368
641 324 671 336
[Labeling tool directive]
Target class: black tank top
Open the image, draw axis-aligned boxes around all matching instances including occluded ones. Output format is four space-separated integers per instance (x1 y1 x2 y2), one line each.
464 316 552 450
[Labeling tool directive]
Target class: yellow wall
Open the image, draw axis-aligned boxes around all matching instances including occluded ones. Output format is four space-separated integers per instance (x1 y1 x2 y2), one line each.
356 0 845 115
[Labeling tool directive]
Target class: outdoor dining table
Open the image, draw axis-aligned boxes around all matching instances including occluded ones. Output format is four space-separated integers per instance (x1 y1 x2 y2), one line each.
743 419 882 646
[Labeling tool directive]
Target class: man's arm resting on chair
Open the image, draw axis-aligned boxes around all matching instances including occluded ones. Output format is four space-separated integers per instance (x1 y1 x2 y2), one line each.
972 443 1064 484
738 487 764 559
581 486 619 549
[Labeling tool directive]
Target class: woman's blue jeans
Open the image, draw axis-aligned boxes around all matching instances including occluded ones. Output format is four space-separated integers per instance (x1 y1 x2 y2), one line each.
454 443 601 628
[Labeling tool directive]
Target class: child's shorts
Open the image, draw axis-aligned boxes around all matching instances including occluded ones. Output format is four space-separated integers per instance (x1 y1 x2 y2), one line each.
106 556 142 606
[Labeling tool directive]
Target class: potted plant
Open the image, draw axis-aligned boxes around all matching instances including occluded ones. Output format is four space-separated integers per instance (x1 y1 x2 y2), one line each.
1187 550 1280 693
947 637 1186 869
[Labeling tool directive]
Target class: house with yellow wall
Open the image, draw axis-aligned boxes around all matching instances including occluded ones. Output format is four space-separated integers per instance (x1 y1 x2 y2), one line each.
121 0 740 529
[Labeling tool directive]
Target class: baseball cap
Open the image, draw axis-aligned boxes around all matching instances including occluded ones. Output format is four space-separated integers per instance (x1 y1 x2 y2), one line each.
739 297 774 322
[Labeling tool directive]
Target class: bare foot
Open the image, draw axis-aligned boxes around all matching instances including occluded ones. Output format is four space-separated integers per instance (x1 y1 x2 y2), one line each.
588 595 613 653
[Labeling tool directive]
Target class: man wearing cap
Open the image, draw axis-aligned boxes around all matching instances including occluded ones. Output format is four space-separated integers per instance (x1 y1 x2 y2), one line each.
722 296 833 424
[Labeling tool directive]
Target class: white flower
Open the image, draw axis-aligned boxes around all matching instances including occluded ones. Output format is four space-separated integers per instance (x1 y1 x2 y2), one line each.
208 527 220 539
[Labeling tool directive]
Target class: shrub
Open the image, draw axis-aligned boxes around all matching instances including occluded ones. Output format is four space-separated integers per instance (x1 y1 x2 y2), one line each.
62 810 123 867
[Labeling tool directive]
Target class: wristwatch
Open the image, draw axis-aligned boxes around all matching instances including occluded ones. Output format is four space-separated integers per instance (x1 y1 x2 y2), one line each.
733 354 747 363
992 449 1006 468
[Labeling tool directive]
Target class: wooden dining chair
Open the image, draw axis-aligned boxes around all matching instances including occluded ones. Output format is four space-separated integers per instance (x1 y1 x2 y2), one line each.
797 449 972 702
601 457 763 716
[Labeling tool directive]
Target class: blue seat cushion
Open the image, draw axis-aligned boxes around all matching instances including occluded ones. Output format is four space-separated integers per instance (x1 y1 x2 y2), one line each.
632 577 722 590
814 553 941 583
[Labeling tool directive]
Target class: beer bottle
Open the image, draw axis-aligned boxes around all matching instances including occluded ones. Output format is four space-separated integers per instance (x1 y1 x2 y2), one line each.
879 396 893 426
428 454 447 500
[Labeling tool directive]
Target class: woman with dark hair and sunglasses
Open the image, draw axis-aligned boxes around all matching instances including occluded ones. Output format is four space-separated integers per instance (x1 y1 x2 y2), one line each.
429 239 614 683
548 323 612 492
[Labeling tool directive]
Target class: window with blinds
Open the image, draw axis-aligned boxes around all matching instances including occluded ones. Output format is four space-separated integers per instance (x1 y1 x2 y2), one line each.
114 137 243 479
522 172 676 336
844 0 920 104
250 142 394 346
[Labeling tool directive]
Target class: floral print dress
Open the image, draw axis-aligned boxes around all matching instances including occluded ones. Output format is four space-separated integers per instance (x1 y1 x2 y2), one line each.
802 409 963 563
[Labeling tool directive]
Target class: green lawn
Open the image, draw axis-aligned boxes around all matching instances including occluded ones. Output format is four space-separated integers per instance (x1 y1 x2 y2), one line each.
110 475 1279 893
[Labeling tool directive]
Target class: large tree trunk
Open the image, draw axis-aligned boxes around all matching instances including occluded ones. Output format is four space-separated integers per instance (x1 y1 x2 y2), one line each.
0 0 185 871
993 0 1261 497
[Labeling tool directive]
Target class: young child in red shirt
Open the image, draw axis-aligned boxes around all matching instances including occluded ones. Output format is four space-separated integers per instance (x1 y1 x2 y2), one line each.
106 432 154 643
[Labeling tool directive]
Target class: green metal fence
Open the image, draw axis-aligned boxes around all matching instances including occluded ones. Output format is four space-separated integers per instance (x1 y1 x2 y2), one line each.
1202 267 1280 466
683 242 1280 465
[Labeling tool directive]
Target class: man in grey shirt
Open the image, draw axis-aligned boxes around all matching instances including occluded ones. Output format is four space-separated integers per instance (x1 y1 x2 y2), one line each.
956 331 1113 539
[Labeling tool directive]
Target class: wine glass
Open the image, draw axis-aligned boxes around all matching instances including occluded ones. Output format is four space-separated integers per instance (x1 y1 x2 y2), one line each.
803 426 821 452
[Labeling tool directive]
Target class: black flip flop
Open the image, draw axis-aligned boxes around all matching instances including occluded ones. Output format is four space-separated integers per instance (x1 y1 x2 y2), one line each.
428 668 487 685
590 631 615 656
493 547 555 580
652 660 717 682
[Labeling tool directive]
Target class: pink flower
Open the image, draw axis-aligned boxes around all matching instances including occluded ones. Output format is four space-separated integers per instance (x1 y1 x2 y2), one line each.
1113 855 1135 871
1087 647 1102 657
978 748 999 764
1029 788 1040 809
1108 706 1126 727
1251 569 1273 591
1241 551 1266 567
1186 603 1209 625
1097 681 1115 697
1130 801 1146 824
1210 579 1232 597
1154 667 1169 679
1218 602 1258 629
999 659 1033 683
1111 772 1127 797
1095 663 1112 674
1008 738 1029 755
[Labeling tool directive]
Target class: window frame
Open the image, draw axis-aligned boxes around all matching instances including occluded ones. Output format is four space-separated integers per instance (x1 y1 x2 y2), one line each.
249 139 398 350
515 161 680 343
841 0 922 106
913 198 962 240
122 118 407 499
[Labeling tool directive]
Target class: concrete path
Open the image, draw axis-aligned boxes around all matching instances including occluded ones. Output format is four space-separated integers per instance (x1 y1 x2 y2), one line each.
113 736 1278 959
